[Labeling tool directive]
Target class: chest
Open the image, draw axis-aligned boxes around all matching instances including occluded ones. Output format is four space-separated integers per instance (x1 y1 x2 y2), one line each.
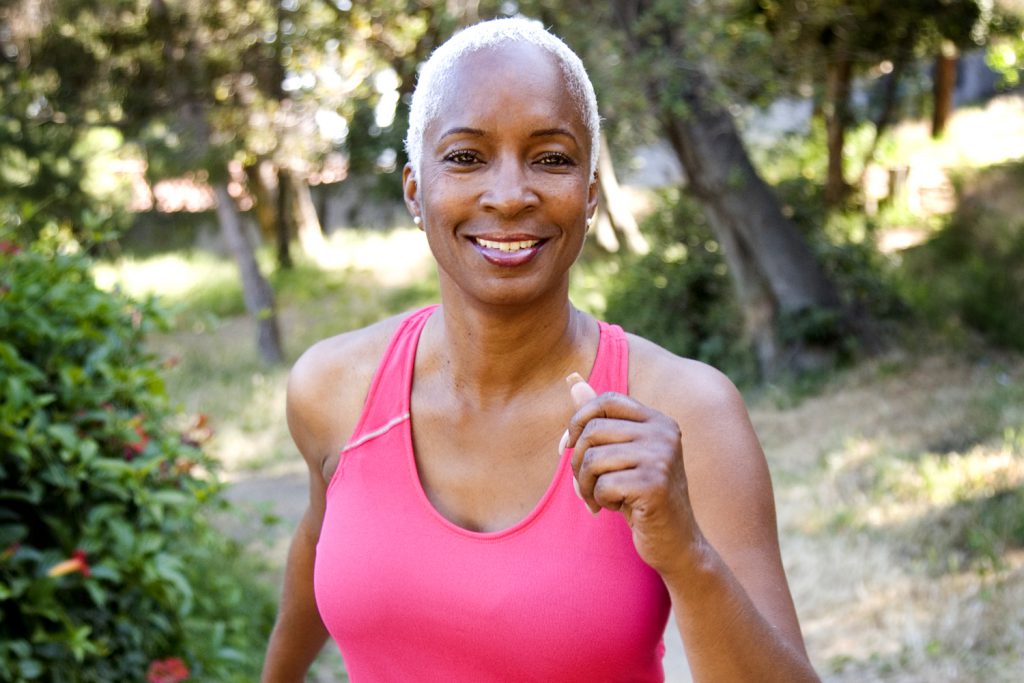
409 389 575 533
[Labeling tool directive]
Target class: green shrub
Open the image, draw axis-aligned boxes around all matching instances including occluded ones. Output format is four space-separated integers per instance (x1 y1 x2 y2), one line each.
0 238 275 682
602 190 757 384
898 163 1024 351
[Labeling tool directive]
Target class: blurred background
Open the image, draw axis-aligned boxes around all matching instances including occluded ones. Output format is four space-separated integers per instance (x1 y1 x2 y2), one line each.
2 1 1023 681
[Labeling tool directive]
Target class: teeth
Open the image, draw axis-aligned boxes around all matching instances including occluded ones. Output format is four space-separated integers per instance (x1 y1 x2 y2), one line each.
476 238 540 252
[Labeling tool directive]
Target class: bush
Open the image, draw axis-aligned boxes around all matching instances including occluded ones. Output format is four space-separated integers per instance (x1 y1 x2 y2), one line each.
602 190 757 384
0 238 275 682
898 163 1024 351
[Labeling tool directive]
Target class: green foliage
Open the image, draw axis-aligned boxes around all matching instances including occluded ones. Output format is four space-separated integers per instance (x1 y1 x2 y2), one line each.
602 190 757 384
898 163 1024 351
0 238 275 682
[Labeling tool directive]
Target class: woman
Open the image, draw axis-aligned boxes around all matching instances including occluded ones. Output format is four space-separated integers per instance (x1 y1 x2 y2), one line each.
261 17 819 683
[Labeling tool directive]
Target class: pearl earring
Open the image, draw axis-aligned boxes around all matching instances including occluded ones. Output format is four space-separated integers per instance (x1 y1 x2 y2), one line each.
413 216 422 227
586 217 593 227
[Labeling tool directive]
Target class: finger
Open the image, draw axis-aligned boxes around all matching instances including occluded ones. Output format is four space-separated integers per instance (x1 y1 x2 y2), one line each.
570 417 648 475
566 392 653 449
575 442 641 507
591 467 654 515
566 372 597 409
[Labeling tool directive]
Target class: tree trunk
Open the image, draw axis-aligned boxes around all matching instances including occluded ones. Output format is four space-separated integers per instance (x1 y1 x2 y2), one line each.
276 165 294 268
285 169 327 260
247 159 291 269
214 184 284 364
597 131 649 255
859 54 907 185
932 42 958 138
659 65 844 377
824 57 853 207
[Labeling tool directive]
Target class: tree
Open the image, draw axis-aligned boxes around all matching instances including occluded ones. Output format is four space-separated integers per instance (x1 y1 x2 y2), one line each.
535 0 848 376
754 0 990 204
2 0 297 363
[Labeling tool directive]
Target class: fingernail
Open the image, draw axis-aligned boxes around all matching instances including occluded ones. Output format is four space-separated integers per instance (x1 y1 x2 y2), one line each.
565 372 585 386
558 429 569 455
572 477 583 500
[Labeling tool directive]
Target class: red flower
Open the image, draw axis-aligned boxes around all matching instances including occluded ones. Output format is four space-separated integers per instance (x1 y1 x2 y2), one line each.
124 421 150 461
47 549 91 578
146 657 189 683
0 240 21 255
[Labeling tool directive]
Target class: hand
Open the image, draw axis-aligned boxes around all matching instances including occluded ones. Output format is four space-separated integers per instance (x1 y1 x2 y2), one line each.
563 373 706 579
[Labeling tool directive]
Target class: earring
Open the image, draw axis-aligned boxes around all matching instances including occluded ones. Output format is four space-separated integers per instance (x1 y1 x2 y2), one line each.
586 216 593 227
413 216 422 227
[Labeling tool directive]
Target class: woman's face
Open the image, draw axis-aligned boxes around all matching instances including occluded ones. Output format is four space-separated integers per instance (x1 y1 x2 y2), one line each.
403 41 598 308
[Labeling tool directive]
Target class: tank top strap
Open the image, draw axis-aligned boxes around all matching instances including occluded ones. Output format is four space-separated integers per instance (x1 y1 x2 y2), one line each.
345 305 438 449
589 320 629 395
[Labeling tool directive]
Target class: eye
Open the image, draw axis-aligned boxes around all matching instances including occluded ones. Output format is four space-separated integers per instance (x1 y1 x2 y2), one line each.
443 150 482 165
536 152 576 167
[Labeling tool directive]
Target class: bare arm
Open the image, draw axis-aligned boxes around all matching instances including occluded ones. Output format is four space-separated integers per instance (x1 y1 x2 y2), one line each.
260 498 330 682
261 356 335 682
659 368 815 681
260 318 400 682
566 343 817 682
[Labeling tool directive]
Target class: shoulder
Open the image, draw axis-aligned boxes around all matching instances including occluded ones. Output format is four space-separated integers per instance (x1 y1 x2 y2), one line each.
625 333 747 426
624 332 771 523
286 311 410 469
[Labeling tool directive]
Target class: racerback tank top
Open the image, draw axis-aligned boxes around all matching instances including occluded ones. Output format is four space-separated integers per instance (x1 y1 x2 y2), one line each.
314 305 671 681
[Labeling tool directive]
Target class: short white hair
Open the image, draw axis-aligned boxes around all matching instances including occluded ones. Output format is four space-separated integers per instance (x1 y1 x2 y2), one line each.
404 17 600 180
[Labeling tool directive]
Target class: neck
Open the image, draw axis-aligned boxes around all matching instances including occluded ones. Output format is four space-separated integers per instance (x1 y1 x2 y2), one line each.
427 285 587 404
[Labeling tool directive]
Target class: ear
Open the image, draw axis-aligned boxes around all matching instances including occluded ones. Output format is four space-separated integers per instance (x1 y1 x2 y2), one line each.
402 163 421 221
586 170 600 222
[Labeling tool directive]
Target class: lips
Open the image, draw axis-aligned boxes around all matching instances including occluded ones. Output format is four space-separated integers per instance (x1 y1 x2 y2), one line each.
469 235 547 267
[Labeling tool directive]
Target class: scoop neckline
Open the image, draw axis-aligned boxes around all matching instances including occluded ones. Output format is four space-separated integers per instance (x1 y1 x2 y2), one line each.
402 308 605 540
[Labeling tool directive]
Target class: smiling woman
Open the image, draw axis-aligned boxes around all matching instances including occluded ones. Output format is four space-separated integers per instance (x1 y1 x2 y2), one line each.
260 17 820 683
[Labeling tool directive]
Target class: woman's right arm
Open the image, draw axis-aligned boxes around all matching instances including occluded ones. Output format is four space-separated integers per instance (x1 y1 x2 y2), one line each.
260 496 331 681
261 319 401 682
261 345 338 682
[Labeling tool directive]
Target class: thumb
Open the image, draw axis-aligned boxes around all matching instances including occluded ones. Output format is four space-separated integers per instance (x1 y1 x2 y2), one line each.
566 372 598 409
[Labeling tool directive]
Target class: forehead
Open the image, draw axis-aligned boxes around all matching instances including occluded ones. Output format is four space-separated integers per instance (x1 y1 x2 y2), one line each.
425 41 587 142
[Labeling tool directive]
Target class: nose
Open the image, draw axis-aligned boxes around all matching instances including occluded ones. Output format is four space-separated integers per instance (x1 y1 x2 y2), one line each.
479 156 539 218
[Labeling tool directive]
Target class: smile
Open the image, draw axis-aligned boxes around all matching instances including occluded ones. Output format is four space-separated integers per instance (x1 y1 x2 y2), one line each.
474 238 541 252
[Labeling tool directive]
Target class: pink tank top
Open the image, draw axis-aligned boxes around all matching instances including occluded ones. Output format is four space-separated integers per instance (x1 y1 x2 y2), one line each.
314 306 671 681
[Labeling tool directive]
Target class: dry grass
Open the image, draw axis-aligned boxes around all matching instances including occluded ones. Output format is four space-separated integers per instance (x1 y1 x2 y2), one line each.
758 351 1024 681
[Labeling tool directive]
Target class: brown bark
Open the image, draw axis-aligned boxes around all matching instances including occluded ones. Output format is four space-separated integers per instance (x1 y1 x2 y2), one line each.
932 43 958 138
214 184 284 365
247 159 291 269
824 57 853 207
657 65 845 377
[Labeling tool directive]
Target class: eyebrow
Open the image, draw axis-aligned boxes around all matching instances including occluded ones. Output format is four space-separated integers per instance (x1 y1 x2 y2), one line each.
530 128 579 144
439 126 486 140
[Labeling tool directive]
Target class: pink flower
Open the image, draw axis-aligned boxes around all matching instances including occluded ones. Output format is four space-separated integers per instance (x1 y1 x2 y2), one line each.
47 549 91 578
0 240 21 255
147 657 189 683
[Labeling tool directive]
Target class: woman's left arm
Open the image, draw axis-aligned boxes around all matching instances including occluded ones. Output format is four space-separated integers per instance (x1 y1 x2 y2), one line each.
565 355 819 683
